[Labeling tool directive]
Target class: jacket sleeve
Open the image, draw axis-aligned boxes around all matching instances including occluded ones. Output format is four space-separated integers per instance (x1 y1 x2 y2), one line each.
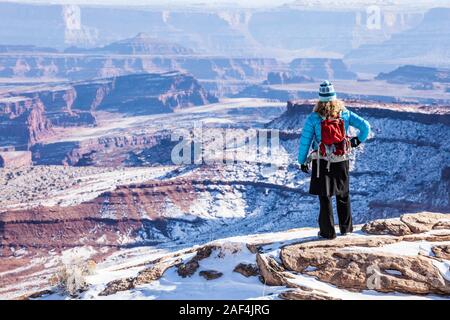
297 114 315 164
349 110 371 142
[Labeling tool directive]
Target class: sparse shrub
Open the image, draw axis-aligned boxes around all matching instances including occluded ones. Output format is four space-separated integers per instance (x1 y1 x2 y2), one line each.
51 258 96 297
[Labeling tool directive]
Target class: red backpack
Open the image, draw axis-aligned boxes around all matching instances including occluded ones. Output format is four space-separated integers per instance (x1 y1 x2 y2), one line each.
319 117 350 158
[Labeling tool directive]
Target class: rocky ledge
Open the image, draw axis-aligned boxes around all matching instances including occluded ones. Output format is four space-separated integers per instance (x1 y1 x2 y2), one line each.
21 212 448 300
280 213 450 297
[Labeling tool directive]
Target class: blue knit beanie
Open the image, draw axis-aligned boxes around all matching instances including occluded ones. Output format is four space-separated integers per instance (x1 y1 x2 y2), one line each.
318 80 337 102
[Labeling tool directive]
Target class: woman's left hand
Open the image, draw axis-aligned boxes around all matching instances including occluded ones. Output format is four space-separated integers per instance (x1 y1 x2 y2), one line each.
350 137 361 148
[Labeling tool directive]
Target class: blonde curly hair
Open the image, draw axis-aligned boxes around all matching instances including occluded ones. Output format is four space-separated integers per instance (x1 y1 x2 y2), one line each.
314 99 344 119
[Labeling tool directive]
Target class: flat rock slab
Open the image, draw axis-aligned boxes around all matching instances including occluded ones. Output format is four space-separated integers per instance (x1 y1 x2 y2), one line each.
362 212 450 236
281 235 450 296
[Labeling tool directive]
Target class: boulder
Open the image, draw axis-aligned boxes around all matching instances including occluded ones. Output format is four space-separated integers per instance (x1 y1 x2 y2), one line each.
362 218 412 236
432 245 450 260
400 212 450 234
177 261 200 278
134 258 182 285
432 220 450 230
199 270 223 280
256 253 291 286
24 289 55 300
177 245 216 278
98 278 134 296
233 263 259 277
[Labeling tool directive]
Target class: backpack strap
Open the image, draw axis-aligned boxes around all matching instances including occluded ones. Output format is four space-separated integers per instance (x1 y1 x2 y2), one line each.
315 138 320 178
315 115 326 178
326 144 334 172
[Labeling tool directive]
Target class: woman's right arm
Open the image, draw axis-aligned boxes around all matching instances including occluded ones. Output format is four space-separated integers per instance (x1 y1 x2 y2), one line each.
298 114 315 164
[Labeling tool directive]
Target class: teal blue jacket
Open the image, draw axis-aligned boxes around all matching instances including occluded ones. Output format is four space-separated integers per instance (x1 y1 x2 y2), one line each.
297 108 371 164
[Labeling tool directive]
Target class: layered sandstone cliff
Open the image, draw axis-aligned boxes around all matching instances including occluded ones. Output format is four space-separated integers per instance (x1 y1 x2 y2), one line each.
0 72 217 150
0 96 53 148
377 65 450 83
0 53 280 82
0 37 358 83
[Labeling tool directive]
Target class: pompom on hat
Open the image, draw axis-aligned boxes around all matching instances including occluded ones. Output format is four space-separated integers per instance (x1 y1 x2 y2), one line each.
318 80 337 102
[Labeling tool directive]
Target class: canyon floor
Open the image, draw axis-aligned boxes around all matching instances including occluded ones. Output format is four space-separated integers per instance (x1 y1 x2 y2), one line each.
0 165 179 210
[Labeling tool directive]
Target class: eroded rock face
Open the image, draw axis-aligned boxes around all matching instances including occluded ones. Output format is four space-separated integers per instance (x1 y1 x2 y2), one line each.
85 72 217 115
0 97 53 148
263 72 314 85
0 72 217 150
280 236 450 296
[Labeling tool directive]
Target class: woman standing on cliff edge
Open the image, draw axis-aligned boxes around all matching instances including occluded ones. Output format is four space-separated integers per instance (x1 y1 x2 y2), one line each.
298 81 371 239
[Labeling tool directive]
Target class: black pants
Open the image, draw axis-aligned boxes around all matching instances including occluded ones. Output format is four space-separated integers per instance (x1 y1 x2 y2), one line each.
318 193 353 239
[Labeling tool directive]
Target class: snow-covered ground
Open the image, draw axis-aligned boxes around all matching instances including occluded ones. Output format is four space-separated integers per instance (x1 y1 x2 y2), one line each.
32 224 450 300
47 98 286 144
1 98 449 300
0 165 181 210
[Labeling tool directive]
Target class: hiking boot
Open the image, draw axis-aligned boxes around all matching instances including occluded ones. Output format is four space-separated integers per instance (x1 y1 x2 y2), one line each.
317 231 336 240
340 229 353 236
